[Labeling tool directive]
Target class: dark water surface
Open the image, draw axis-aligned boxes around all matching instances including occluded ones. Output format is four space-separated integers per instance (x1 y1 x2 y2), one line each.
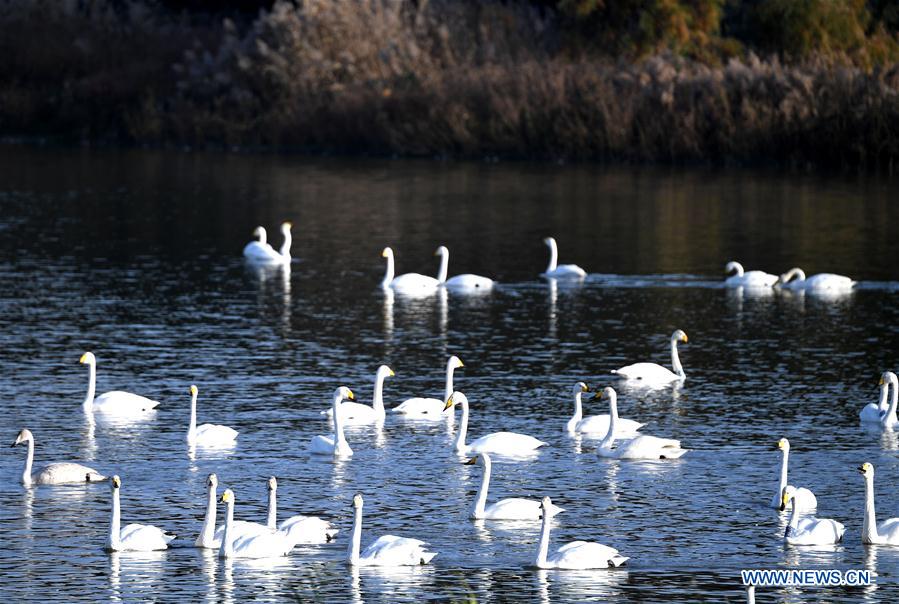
0 146 898 602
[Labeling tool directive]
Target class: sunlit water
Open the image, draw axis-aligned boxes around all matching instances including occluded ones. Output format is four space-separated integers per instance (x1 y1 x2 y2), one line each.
0 146 898 602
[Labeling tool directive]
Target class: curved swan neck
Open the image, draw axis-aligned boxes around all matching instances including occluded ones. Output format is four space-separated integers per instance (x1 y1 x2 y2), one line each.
220 499 235 558
566 391 583 433
279 228 292 258
267 488 277 529
437 248 448 283
536 508 552 567
381 251 395 288
599 392 618 449
862 474 880 543
83 361 96 412
454 398 469 452
348 505 362 565
372 372 386 416
109 488 121 550
670 338 685 379
784 268 806 283
199 484 217 545
545 239 558 273
21 438 34 486
883 376 899 427
727 261 744 277
257 227 268 245
472 456 491 518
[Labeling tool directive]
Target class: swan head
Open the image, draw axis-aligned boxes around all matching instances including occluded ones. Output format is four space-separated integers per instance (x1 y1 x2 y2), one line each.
443 391 467 412
671 329 688 343
381 247 393 259
775 268 805 285
779 489 794 512
858 462 874 479
881 371 898 387
280 221 292 233
79 351 96 365
378 365 395 379
777 438 790 452
190 384 198 397
252 226 265 240
110 475 121 491
435 245 448 257
220 489 234 504
335 386 355 401
593 386 617 401
540 496 561 518
724 261 743 276
448 356 464 370
206 473 218 489
572 382 589 396
352 493 364 509
267 476 277 492
543 237 556 247
11 428 33 447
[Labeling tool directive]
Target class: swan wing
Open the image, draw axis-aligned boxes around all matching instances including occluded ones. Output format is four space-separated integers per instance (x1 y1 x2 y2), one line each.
32 462 106 485
787 518 844 545
93 391 159 414
321 402 378 424
575 414 643 436
231 530 295 558
483 498 543 520
860 403 884 423
467 432 547 455
726 271 778 288
391 397 446 418
548 541 628 568
361 535 436 565
611 363 679 382
614 435 688 460
278 515 339 543
213 521 270 548
877 519 899 543
243 241 283 262
119 523 175 551
444 274 494 290
194 424 238 444
390 273 440 293
309 434 337 455
806 273 855 290
542 264 586 279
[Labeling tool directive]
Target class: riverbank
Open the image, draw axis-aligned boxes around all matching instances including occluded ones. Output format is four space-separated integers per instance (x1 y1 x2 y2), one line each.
2 0 898 170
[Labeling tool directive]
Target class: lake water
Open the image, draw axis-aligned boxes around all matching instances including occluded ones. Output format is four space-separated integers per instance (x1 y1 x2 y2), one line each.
0 146 898 603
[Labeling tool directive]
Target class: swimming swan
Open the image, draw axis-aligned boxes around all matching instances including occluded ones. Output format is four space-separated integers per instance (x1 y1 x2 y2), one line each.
540 237 586 280
265 476 339 544
243 223 292 264
565 382 643 437
187 385 238 446
771 438 817 511
443 392 547 456
611 330 688 383
466 453 563 520
781 490 844 545
322 366 394 424
347 493 437 566
107 475 175 551
80 352 159 415
435 246 494 291
392 356 463 418
595 387 688 460
859 463 899 545
724 261 778 288
876 372 898 430
12 428 106 486
310 387 355 457
218 489 296 559
380 247 439 294
775 268 855 292
534 496 628 568
860 372 894 424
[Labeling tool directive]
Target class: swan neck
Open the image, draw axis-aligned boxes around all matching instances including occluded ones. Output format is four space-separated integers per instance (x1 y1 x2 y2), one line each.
884 380 899 427
109 488 121 550
258 227 267 245
279 229 292 258
372 373 386 416
599 394 618 448
437 249 448 283
199 485 217 545
333 393 347 446
188 391 198 440
267 489 277 529
731 262 744 277
472 457 490 518
536 508 552 567
546 240 558 273
863 475 880 543
787 499 800 532
220 499 235 558
348 505 362 565
778 448 789 496
381 252 395 287
878 383 889 412
444 363 455 404
670 339 685 379
22 439 34 485
567 391 583 433
83 362 96 412
454 398 469 452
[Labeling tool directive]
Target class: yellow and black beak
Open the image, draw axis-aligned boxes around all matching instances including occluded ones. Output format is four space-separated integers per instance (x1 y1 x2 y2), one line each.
857 465 866 474
464 457 478 465
780 490 790 511
112 477 121 488
347 389 355 401
443 396 454 412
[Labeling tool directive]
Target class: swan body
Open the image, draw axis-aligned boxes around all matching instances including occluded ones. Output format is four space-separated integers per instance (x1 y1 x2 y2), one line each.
186 385 238 446
321 366 393 425
107 475 175 551
444 392 547 456
466 453 563 520
310 387 355 457
775 268 855 291
380 247 439 294
859 463 899 545
540 237 586 279
347 493 436 566
876 372 899 430
860 373 893 424
80 352 159 415
724 261 778 288
243 223 292 264
595 388 688 460
392 356 463 419
771 438 817 511
218 489 295 559
781 490 844 545
612 330 688 382
534 497 627 569
565 382 643 437
12 428 106 486
435 246 494 291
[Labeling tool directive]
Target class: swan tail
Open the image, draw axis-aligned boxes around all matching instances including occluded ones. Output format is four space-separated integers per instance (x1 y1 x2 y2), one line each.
610 370 619 375
163 532 177 543
86 472 107 482
609 555 629 567
420 551 438 564
326 529 340 542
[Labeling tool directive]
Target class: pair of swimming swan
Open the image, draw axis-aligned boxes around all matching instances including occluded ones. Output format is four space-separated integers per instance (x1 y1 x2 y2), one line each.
466 453 563 520
391 356 464 419
594 387 688 460
243 222 292 264
197 474 338 554
859 371 898 429
80 352 159 416
535 496 628 568
565 382 643 437
611 330 688 383
771 438 817 512
780 489 845 545
380 246 493 294
321 365 394 424
12 428 106 486
310 387 356 457
725 261 855 291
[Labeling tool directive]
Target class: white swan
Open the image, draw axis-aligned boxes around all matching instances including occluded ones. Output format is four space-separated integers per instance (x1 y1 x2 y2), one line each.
860 372 893 424
877 372 899 430
565 382 643 437
310 387 355 457
218 489 296 559
243 222 292 264
443 391 547 456
392 356 463 418
380 247 439 294
435 246 494 291
186 385 238 446
724 261 778 288
466 453 563 520
781 490 844 545
321 366 393 425
534 496 627 568
80 352 159 415
12 428 106 486
107 475 175 551
266 476 339 544
347 493 437 566
775 267 855 291
595 387 688 460
771 438 817 511
540 237 586 280
196 474 269 548
859 462 899 545
611 329 688 383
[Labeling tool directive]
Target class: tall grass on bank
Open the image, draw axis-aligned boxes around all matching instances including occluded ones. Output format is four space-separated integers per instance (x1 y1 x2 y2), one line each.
2 0 899 170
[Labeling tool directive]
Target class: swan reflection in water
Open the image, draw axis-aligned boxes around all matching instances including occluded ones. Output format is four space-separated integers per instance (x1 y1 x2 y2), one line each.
536 568 627 604
109 550 167 602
